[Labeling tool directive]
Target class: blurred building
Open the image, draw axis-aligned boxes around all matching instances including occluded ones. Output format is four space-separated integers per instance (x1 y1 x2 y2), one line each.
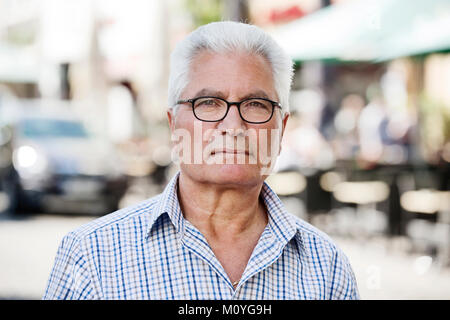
0 0 204 182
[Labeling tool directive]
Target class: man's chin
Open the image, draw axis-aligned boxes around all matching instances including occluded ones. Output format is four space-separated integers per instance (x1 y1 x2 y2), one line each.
181 163 266 186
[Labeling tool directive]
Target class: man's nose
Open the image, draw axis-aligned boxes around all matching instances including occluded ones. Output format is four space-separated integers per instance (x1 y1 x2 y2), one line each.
218 104 246 129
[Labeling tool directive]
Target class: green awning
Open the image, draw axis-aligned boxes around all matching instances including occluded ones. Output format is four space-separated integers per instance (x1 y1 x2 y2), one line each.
270 0 450 63
375 3 450 62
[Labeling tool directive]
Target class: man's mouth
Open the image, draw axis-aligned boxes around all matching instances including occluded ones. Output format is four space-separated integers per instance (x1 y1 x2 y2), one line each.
211 149 249 156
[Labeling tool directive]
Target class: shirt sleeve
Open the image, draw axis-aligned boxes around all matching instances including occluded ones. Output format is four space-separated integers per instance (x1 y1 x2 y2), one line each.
328 247 360 300
42 232 101 300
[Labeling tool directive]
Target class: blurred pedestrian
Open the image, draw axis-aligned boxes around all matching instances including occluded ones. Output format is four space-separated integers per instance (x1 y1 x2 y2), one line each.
43 21 359 300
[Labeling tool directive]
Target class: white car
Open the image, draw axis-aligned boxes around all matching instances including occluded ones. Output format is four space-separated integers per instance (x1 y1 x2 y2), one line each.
3 105 128 215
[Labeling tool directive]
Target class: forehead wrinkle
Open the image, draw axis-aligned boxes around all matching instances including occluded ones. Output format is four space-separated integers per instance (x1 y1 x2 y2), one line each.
186 51 277 102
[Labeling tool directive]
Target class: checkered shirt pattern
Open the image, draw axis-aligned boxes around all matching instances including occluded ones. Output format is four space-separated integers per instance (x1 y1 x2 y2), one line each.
43 171 359 300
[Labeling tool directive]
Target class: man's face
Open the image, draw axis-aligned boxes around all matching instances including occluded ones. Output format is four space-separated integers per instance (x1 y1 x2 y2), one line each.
168 51 289 187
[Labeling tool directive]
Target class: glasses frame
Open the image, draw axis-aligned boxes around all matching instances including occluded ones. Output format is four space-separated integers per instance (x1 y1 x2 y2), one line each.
176 96 282 124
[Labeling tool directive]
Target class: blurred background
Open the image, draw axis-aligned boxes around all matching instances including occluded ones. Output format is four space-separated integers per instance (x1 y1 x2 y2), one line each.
0 0 449 299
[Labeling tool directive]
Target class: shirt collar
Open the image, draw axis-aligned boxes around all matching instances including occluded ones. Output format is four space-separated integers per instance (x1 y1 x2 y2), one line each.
148 170 306 252
260 180 300 245
148 170 184 234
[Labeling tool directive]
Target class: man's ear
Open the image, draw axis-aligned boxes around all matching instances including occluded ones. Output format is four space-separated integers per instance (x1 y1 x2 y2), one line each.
281 111 289 139
167 108 175 132
279 111 290 154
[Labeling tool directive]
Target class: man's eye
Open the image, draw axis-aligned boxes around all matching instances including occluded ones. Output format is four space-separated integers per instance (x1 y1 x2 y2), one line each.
197 99 217 106
247 101 269 109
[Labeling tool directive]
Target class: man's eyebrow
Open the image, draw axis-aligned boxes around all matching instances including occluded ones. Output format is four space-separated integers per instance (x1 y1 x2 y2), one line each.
193 88 270 100
240 90 270 100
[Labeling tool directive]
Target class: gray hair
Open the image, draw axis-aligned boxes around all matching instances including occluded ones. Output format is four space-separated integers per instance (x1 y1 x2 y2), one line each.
168 21 294 115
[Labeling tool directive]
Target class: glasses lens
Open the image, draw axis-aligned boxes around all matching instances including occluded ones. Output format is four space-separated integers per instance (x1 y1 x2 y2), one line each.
193 98 227 121
240 99 273 123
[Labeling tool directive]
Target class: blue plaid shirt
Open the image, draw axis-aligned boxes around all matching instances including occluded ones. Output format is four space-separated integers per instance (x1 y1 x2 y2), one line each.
43 171 359 300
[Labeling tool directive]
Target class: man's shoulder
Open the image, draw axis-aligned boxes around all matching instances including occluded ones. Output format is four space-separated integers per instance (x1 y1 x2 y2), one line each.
65 193 163 243
290 213 359 298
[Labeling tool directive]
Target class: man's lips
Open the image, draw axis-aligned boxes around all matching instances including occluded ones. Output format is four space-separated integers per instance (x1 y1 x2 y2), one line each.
211 149 250 155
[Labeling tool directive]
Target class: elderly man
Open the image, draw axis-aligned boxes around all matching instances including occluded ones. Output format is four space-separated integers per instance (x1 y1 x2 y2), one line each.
44 21 359 300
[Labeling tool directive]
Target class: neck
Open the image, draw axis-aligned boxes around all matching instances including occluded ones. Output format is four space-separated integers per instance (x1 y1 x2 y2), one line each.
177 172 268 240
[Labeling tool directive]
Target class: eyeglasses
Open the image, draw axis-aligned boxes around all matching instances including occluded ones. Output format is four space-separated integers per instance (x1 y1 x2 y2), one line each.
176 96 282 124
